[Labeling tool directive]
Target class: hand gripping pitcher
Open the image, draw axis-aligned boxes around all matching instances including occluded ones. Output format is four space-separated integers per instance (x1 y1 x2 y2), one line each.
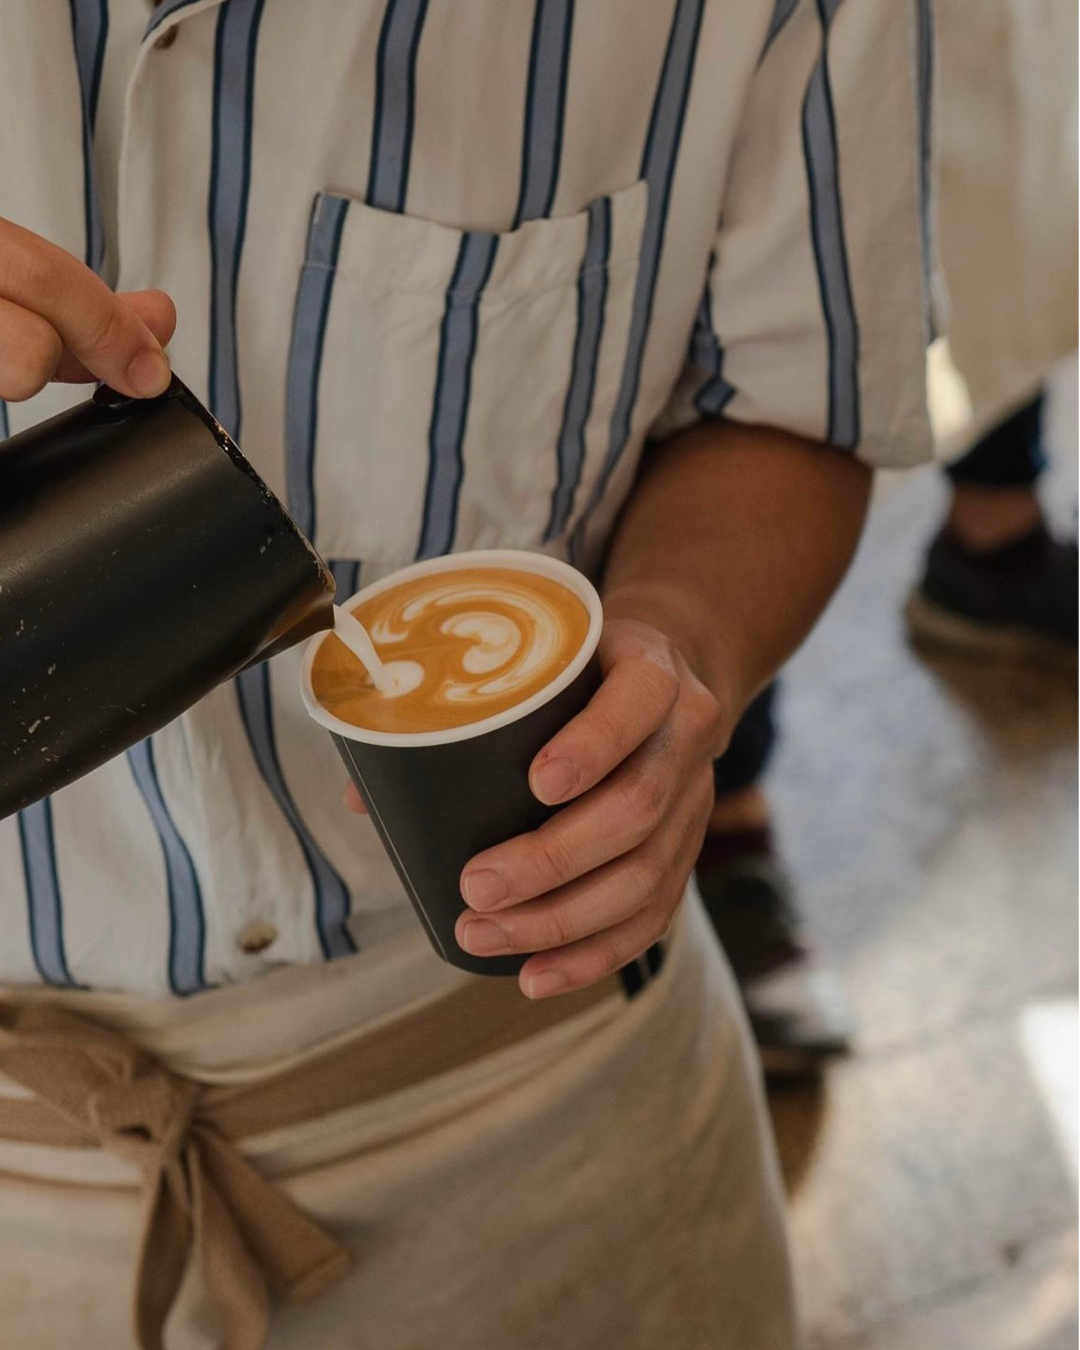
0 377 335 819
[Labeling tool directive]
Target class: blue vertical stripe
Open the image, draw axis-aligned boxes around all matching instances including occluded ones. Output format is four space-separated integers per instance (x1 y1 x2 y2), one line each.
18 800 79 988
915 0 935 340
544 196 611 541
207 0 353 963
689 281 714 372
68 0 109 272
802 0 859 449
367 0 431 214
572 0 706 553
759 0 799 63
0 401 8 440
127 739 207 996
236 665 355 960
416 233 499 559
145 0 203 39
207 0 267 439
284 194 349 540
513 0 576 227
329 559 361 600
691 261 736 417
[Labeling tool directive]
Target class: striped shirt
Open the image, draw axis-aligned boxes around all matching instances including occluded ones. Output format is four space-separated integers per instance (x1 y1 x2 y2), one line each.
0 0 933 999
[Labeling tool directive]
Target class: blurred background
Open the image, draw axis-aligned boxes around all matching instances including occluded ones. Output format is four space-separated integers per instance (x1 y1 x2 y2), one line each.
756 3 1077 1342
765 353 1076 1350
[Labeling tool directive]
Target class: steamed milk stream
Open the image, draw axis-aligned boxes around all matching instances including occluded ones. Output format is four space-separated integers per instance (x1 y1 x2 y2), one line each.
313 567 591 735
330 605 398 694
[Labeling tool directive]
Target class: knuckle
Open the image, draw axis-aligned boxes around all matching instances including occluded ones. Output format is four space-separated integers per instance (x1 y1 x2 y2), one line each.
81 297 128 358
624 809 656 853
146 288 176 325
588 934 624 982
1 314 61 401
590 703 629 760
621 768 667 827
2 237 55 302
698 681 724 728
627 848 665 897
687 680 725 748
651 909 675 945
541 906 578 949
1 368 41 403
535 827 577 887
639 654 680 709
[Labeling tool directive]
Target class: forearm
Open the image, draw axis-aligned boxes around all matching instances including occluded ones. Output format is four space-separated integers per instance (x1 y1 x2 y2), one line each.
601 419 872 728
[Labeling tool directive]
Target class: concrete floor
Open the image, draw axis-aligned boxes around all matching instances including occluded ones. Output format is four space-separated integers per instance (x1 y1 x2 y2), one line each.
765 361 1078 1350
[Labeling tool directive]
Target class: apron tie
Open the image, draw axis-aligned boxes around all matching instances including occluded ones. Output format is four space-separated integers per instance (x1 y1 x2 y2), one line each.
0 1001 349 1350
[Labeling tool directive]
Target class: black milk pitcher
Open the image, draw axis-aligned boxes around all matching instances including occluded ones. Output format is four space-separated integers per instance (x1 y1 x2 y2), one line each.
0 376 335 819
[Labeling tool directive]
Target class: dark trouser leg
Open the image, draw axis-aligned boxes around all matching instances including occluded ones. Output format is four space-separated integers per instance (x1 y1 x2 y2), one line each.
907 386 1076 657
713 682 778 799
945 393 1046 487
700 678 855 1069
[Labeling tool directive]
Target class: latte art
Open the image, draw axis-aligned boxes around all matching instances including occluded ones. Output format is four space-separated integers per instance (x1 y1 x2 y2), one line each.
311 566 591 734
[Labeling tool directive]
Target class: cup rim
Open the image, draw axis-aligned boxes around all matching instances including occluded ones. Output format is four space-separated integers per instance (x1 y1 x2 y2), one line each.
299 549 603 747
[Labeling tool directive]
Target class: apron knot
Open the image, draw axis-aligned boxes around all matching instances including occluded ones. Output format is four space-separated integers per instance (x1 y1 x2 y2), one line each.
0 1000 349 1350
87 1070 200 1172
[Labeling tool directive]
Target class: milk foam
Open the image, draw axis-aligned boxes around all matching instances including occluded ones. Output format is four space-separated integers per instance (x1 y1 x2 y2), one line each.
331 606 394 693
332 605 425 699
314 567 590 735
379 582 565 707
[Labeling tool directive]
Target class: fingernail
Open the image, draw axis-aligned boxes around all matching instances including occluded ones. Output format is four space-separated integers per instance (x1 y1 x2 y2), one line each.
461 868 508 910
126 348 171 397
459 918 510 955
523 969 569 999
531 758 580 805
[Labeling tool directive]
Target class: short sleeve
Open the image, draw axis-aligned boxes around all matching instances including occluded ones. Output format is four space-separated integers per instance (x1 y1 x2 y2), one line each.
657 0 936 469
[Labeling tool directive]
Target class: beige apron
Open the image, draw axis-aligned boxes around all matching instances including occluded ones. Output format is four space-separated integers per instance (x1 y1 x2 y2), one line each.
0 892 795 1350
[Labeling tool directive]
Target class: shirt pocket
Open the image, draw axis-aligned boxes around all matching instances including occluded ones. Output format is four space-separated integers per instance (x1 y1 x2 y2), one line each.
284 180 648 575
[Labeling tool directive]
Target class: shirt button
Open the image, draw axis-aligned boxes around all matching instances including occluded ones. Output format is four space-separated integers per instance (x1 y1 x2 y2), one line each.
238 920 278 954
154 26 177 49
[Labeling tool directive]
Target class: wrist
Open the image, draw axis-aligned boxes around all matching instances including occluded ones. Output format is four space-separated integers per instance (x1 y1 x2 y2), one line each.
600 579 745 731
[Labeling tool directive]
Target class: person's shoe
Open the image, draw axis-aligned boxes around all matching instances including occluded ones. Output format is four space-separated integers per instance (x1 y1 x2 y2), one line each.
905 524 1078 666
695 831 853 1077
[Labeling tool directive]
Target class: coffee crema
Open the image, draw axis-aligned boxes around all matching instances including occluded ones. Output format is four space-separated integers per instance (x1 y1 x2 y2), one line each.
311 566 591 734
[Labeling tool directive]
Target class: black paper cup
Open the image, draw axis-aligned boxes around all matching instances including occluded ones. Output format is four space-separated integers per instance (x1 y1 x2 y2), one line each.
300 550 604 976
0 376 335 819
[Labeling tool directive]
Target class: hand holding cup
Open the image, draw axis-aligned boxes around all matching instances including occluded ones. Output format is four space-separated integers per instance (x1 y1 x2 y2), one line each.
343 613 725 999
455 618 723 997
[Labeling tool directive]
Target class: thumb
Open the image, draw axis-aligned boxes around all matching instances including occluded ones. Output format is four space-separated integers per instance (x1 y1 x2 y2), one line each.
52 289 177 384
